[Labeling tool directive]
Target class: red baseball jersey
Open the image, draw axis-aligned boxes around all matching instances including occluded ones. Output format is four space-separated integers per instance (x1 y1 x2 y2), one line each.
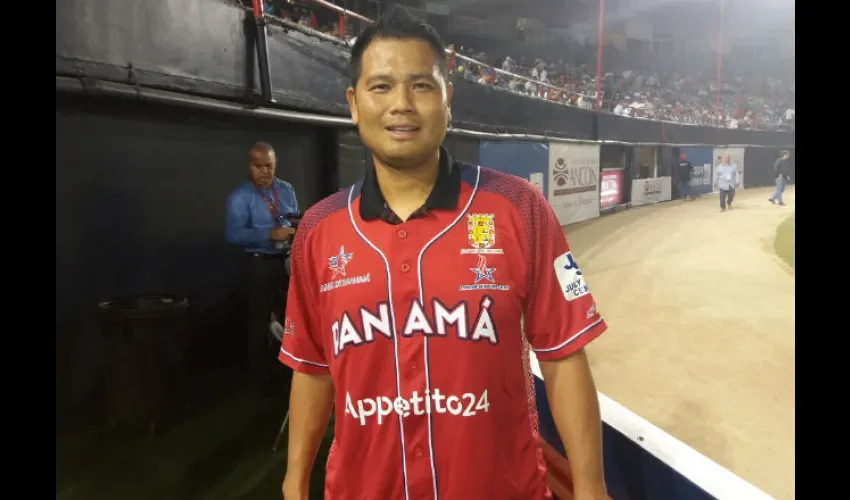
279 149 607 500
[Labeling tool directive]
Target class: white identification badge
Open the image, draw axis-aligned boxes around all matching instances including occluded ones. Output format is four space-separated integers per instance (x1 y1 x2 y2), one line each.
554 251 590 302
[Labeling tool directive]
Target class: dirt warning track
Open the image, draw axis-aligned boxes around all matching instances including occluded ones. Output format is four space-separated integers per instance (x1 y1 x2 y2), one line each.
565 186 795 500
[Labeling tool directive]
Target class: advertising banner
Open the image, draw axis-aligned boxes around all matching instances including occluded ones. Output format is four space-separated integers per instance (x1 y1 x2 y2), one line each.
479 141 550 198
547 143 601 225
600 170 624 209
713 147 746 190
679 147 714 197
631 177 672 206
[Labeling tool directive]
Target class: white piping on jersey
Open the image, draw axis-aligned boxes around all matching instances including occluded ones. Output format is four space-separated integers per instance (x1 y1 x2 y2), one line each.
532 317 604 353
347 184 411 500
279 345 330 368
415 165 481 500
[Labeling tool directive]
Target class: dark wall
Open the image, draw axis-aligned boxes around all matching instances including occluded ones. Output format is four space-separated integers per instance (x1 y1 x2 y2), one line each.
338 130 367 190
55 0 794 147
56 94 329 421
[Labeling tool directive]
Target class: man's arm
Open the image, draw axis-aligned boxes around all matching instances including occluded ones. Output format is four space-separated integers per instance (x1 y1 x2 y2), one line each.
287 181 300 215
520 184 608 499
539 351 605 499
283 373 334 499
278 216 333 498
225 193 272 246
774 159 786 178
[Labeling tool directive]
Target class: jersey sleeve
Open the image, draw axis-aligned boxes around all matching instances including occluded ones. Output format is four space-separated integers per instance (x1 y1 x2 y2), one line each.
278 224 330 375
522 188 607 362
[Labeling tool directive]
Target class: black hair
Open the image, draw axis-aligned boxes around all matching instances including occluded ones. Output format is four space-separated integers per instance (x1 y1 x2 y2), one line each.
347 6 448 88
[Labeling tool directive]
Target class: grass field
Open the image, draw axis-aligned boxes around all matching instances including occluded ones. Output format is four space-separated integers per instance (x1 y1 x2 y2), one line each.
774 215 795 269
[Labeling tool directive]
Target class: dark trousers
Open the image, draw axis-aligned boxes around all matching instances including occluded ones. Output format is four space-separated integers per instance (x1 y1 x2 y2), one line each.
679 178 690 199
244 254 291 393
720 188 735 210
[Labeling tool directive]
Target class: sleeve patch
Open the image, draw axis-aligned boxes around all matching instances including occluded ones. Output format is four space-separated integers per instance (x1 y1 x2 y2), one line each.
553 251 590 301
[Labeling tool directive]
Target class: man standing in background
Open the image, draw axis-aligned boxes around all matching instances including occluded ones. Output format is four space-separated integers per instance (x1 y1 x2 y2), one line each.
677 153 693 200
768 150 791 206
714 154 739 212
226 142 299 397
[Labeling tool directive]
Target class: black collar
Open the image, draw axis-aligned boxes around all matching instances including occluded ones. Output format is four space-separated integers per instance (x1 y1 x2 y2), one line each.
359 146 461 220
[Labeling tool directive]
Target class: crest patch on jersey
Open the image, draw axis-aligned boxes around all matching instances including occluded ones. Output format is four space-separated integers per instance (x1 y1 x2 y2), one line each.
461 214 504 255
553 251 590 301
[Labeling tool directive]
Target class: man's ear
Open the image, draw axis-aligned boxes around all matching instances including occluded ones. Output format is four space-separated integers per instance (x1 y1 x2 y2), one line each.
346 87 359 125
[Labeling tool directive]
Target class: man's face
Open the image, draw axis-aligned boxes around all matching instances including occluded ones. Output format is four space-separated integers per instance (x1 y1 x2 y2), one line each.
346 37 452 169
249 149 276 187
722 155 731 164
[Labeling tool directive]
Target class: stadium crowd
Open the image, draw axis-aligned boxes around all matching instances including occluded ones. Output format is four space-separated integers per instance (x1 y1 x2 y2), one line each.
257 0 794 131
451 45 794 130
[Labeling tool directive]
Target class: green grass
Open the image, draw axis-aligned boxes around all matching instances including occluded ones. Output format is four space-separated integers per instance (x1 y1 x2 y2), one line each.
774 215 795 269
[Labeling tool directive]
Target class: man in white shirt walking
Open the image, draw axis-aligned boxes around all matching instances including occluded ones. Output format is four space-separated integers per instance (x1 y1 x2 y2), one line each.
714 154 740 211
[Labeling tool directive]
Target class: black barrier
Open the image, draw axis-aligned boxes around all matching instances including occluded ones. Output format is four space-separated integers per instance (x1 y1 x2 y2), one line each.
56 0 794 147
598 113 663 143
661 123 723 146
443 134 481 165
449 79 598 140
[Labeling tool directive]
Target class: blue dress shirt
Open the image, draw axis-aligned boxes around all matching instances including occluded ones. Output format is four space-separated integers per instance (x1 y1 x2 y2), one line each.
225 178 299 255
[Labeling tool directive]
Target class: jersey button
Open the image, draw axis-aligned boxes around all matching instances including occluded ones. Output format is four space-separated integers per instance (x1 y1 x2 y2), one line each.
413 446 424 458
397 229 408 238
401 262 411 273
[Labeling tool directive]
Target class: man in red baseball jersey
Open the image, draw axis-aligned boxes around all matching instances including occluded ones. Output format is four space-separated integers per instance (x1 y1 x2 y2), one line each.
280 8 607 500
